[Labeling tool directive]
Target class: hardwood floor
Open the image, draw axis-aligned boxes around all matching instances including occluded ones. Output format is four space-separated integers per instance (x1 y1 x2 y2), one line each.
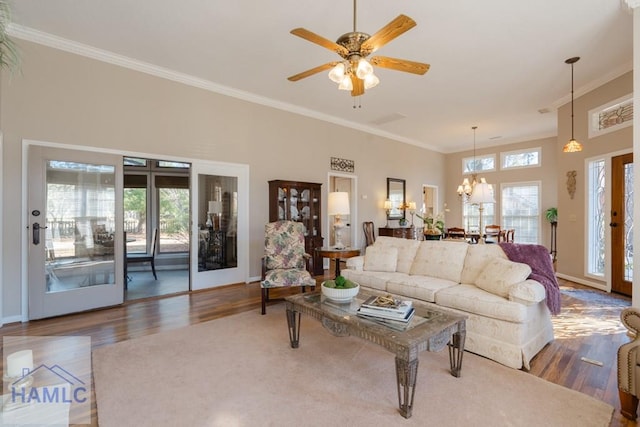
0 274 636 426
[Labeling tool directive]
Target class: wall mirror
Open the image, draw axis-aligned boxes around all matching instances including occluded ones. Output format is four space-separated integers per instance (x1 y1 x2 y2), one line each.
387 178 406 219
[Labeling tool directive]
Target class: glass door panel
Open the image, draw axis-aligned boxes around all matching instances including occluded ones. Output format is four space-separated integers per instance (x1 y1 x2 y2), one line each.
28 146 124 320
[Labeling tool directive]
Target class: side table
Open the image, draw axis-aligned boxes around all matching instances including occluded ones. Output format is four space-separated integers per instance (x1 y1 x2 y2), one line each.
315 247 360 278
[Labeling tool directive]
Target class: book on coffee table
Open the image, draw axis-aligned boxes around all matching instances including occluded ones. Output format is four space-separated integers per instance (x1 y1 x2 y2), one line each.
360 295 412 316
357 306 415 323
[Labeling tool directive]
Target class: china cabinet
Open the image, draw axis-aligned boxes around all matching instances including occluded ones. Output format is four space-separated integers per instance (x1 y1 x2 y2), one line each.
268 180 324 275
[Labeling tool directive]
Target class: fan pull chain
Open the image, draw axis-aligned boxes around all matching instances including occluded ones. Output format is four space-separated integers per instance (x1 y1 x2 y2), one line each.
352 96 362 109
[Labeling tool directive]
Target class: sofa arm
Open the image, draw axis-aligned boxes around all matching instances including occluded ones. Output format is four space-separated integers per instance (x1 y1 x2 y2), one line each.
508 280 546 305
345 256 364 271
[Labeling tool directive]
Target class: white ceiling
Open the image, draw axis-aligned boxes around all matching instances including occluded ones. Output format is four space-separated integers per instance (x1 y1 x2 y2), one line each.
7 0 634 153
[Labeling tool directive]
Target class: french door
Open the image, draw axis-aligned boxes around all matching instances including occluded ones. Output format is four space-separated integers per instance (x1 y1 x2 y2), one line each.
190 161 248 290
611 152 633 296
28 145 124 319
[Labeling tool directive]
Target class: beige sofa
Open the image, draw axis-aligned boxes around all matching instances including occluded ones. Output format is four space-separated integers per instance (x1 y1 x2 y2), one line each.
342 236 555 369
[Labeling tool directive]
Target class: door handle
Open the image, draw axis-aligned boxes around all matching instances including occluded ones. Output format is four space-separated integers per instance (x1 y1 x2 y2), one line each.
609 222 618 227
32 222 48 245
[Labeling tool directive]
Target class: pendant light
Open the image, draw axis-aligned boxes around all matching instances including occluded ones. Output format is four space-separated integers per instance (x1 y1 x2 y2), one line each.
563 57 583 153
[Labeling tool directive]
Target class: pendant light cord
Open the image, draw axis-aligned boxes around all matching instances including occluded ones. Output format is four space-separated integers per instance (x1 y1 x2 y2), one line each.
570 62 574 140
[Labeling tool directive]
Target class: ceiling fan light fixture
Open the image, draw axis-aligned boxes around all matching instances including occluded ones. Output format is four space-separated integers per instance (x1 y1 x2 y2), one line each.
328 62 346 83
356 58 374 79
338 75 353 91
364 73 379 89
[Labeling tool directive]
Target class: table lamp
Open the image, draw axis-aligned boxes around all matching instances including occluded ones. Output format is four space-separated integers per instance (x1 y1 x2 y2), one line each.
468 178 495 244
328 192 350 249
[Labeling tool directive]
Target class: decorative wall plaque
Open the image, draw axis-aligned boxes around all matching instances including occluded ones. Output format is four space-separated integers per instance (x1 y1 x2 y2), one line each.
330 157 354 173
566 170 577 199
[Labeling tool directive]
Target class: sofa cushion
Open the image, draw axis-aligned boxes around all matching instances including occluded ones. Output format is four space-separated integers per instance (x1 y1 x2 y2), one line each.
409 240 469 283
386 275 459 303
374 236 421 274
475 258 532 298
363 245 398 272
435 284 530 323
341 269 395 291
460 244 508 284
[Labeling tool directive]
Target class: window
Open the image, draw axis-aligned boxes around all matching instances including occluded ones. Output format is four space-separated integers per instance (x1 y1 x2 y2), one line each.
588 94 633 139
462 155 495 174
462 201 495 233
587 159 606 276
501 182 540 244
501 148 541 170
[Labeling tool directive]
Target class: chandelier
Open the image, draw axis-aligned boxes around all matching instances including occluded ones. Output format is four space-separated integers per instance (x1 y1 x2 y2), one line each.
563 57 583 153
457 126 479 199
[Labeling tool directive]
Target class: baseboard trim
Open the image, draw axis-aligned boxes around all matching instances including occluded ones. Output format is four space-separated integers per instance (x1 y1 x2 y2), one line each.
556 273 609 292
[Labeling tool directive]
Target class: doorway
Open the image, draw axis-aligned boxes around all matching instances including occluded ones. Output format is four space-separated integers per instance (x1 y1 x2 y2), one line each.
123 157 191 300
611 152 633 296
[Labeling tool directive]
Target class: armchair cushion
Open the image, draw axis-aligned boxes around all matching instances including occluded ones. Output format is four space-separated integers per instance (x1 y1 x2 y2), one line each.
475 258 532 298
262 268 315 288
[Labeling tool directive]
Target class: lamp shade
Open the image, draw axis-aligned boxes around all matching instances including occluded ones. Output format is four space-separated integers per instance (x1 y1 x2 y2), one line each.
208 200 222 213
383 199 393 210
468 180 495 204
328 192 350 215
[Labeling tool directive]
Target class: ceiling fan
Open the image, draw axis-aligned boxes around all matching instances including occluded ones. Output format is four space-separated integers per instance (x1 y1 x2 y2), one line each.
287 0 430 97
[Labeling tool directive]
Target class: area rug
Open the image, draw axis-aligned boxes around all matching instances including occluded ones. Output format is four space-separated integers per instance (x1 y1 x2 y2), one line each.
93 304 614 427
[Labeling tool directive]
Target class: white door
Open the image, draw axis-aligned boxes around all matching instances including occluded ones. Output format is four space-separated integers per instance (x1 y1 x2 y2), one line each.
28 146 124 319
191 161 249 290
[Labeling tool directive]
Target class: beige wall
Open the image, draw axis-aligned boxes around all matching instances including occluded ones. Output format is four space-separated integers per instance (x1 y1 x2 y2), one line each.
443 136 559 246
555 71 633 287
0 40 445 319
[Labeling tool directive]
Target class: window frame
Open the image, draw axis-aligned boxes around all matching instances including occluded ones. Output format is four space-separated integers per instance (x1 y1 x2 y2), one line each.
500 181 541 244
500 147 541 170
588 93 633 139
461 154 496 175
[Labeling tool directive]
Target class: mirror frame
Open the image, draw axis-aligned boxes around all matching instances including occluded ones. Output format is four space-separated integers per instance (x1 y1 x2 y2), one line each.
386 178 406 220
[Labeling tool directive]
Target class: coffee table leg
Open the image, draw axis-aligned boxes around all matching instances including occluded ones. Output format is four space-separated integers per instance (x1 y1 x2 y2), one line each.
395 357 418 418
286 307 301 348
448 330 466 377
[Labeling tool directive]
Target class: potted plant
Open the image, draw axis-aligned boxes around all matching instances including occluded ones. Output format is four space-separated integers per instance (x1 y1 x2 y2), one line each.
416 211 444 239
545 207 558 224
321 275 359 302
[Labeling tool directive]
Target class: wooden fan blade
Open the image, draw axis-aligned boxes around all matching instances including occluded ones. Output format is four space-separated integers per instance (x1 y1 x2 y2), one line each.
288 62 339 82
290 28 349 57
370 56 430 75
360 15 416 55
350 75 364 97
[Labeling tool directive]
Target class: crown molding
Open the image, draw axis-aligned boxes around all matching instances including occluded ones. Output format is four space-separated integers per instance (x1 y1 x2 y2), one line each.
6 24 440 152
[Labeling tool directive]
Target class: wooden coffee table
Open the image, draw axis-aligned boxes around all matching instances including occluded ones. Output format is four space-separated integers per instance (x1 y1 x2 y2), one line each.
285 289 466 418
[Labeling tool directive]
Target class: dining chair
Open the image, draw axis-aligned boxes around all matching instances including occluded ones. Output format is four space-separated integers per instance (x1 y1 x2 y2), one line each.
125 228 158 282
484 225 502 243
446 227 467 240
363 221 376 247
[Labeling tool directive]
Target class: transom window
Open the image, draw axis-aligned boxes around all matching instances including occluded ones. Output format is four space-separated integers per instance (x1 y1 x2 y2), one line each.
462 155 496 175
588 94 633 139
501 148 541 170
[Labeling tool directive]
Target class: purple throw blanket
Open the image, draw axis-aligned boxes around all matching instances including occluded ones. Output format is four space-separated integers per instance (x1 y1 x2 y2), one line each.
499 243 561 315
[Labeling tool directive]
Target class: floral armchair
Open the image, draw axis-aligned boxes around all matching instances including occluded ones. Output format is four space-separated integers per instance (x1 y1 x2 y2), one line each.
260 221 315 314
